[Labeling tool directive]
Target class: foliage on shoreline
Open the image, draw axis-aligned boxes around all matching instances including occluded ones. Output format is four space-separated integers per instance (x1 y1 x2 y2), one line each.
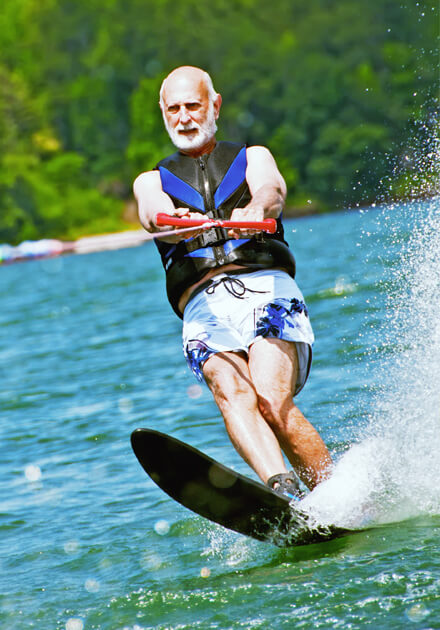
0 0 438 244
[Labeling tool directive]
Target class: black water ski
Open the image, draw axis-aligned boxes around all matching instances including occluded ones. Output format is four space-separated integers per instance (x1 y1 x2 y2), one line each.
131 428 350 546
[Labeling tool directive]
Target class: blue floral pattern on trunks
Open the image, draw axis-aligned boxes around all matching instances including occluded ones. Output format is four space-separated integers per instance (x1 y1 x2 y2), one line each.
255 298 309 338
185 339 213 381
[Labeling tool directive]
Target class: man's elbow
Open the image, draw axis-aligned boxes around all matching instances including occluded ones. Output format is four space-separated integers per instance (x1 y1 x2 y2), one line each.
271 183 286 212
277 185 287 204
137 205 156 233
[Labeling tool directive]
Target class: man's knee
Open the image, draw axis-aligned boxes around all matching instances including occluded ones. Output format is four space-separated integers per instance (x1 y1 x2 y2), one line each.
203 352 256 405
256 390 294 429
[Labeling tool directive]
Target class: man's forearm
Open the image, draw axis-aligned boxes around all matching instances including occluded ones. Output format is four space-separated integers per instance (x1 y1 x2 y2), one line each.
246 183 285 218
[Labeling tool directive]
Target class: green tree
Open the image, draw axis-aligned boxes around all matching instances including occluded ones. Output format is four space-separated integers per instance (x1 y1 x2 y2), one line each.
0 0 437 243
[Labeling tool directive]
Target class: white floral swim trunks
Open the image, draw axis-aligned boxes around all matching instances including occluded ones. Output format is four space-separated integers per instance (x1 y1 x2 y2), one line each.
182 269 314 395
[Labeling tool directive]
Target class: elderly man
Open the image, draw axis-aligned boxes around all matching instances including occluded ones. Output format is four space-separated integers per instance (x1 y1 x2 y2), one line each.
134 66 332 499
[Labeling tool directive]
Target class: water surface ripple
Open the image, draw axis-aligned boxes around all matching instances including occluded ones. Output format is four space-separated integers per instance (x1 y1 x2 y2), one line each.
1 201 439 629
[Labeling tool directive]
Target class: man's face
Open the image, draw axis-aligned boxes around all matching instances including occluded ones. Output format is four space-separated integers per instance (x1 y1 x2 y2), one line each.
161 76 219 154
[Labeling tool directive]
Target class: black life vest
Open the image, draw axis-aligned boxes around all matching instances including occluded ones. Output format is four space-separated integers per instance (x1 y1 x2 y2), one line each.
155 141 295 317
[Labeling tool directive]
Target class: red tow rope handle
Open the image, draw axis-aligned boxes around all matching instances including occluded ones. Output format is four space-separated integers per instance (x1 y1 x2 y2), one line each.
155 213 277 234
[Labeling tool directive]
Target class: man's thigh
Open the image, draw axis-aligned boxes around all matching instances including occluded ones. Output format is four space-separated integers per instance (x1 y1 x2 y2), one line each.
202 350 254 402
248 338 298 400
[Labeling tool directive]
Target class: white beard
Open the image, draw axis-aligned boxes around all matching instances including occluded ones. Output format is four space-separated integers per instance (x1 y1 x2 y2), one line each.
164 103 217 152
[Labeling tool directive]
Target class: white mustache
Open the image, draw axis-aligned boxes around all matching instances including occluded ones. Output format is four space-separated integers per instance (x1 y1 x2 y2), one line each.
176 123 199 132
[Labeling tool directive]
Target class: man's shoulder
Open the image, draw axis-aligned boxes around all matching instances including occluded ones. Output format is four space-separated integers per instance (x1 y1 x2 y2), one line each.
133 170 162 196
246 145 272 158
246 145 277 168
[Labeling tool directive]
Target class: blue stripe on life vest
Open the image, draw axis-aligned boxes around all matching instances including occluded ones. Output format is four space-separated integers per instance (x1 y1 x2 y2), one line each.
214 146 247 208
223 238 250 253
184 246 216 260
184 239 250 259
159 166 204 211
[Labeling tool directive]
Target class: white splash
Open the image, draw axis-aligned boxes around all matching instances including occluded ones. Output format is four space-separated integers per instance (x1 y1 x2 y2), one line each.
304 197 440 530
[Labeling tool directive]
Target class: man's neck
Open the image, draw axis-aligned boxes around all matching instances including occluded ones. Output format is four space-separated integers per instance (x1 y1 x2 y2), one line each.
179 137 217 159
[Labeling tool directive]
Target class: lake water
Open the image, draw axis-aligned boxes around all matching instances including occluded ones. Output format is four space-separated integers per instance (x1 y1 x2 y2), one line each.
1 199 439 630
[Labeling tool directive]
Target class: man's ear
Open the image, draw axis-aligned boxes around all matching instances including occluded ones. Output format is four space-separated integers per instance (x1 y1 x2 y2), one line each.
213 93 222 119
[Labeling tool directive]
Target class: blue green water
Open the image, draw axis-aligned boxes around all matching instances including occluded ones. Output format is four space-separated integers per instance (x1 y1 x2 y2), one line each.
1 200 439 630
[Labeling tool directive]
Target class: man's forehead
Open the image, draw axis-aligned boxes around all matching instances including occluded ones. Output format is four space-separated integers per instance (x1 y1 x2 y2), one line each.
162 74 208 106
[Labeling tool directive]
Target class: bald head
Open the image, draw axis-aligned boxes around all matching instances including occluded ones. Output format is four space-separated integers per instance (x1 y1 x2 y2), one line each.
159 66 218 109
159 66 222 156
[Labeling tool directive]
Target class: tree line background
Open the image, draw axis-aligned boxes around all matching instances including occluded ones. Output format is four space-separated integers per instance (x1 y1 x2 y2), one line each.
0 0 438 244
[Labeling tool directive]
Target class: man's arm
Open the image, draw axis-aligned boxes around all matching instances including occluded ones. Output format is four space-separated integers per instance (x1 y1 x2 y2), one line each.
133 170 205 241
228 146 287 236
245 145 287 218
133 171 175 232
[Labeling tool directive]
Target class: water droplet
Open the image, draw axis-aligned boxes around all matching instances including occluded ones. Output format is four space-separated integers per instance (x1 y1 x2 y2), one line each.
24 464 42 482
140 551 163 570
64 540 79 554
154 519 170 535
118 397 133 413
405 603 430 622
187 384 203 399
84 578 100 593
66 619 84 630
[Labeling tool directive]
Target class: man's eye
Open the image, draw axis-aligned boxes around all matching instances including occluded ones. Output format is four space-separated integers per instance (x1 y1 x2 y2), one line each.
168 105 179 113
186 103 200 111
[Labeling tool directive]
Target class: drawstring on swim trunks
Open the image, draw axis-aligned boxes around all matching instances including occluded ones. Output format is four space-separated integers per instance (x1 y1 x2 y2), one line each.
205 276 268 299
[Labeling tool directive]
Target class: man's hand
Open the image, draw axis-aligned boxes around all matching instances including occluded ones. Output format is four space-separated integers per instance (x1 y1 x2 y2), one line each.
155 208 207 242
228 206 265 239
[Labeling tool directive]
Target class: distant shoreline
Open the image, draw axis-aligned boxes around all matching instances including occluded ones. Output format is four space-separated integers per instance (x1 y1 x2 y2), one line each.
1 202 388 264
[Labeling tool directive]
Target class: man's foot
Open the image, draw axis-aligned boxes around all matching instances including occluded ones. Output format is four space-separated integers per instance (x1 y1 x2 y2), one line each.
267 472 304 501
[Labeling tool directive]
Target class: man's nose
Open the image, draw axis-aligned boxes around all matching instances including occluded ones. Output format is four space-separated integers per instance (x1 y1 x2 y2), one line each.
179 107 191 123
